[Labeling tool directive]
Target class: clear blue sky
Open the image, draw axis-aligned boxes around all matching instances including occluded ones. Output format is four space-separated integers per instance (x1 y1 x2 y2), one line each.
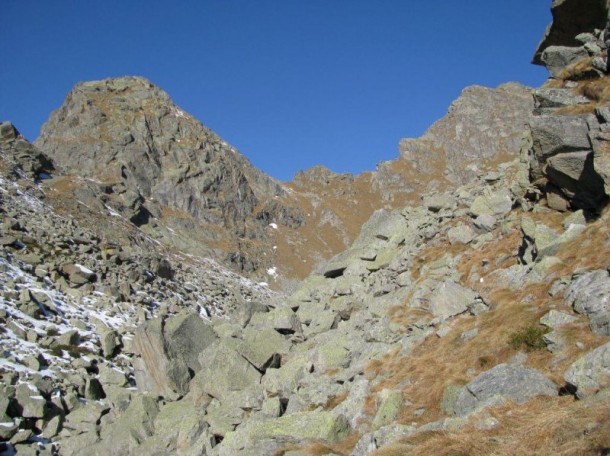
1 1 550 181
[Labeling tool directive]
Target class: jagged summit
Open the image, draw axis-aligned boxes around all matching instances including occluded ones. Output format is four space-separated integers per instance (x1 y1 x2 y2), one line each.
34 76 304 275
36 75 284 222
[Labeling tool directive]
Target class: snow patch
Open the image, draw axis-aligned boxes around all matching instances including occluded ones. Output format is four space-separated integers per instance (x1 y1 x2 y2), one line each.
105 205 121 217
74 264 94 275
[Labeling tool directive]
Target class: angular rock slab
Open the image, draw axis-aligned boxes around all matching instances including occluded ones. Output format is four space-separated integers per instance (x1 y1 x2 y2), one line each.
452 364 557 416
566 270 610 336
469 188 513 217
428 281 478 319
219 411 351 454
191 341 261 401
564 342 610 399
133 313 218 397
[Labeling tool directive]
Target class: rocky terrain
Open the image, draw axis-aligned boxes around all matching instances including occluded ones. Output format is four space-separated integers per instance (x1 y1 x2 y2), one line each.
28 63 537 289
1 0 610 454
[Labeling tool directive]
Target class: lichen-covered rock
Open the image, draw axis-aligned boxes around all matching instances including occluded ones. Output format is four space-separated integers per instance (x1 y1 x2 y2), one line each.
540 310 578 328
136 400 210 455
219 411 351 454
428 281 478 319
469 188 513 217
93 395 160 455
564 342 610 399
189 341 261 401
452 364 557 416
229 327 291 371
133 313 218 397
372 389 403 428
566 270 610 336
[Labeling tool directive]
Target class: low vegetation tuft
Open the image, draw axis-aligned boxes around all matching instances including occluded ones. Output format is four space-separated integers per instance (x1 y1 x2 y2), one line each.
508 325 549 352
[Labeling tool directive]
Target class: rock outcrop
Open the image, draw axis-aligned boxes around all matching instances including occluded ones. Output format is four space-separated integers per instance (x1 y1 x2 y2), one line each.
34 76 303 276
532 0 608 65
524 4 610 215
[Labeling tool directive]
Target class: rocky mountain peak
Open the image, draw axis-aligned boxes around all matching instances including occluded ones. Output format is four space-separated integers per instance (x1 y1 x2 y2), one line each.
34 76 304 275
36 75 284 211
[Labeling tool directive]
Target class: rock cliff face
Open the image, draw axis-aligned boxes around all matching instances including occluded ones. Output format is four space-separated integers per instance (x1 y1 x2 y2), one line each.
532 0 608 65
2 1 610 454
525 0 610 214
396 82 534 187
35 76 302 275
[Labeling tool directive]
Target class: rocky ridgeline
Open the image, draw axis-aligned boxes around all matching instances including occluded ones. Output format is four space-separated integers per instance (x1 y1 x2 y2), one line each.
527 16 610 214
29 73 540 288
1 0 610 454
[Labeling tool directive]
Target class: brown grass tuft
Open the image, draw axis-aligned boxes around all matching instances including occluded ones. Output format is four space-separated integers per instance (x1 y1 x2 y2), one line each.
379 397 610 456
557 57 600 81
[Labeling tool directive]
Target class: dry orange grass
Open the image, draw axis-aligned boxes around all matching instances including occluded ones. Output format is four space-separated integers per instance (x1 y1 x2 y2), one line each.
373 397 610 456
553 208 610 276
277 208 610 455
554 75 610 115
276 433 362 456
557 57 600 81
362 210 610 436
578 76 610 102
410 240 471 281
362 288 554 428
456 227 522 285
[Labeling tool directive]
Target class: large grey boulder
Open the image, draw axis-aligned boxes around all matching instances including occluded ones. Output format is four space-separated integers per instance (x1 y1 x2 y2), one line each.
528 115 607 210
428 281 479 319
540 309 578 328
533 88 590 110
15 383 47 418
532 0 607 65
540 46 589 77
189 340 261 401
452 364 557 416
565 270 610 335
564 342 610 399
230 327 291 371
218 411 351 454
93 395 160 455
248 306 303 337
133 313 218 397
469 188 513 218
136 400 210 455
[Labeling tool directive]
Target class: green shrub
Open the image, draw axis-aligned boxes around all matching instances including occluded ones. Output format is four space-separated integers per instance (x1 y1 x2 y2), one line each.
509 325 549 351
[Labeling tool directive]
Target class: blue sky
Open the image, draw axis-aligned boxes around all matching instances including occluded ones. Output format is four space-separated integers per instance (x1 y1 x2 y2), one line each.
1 1 550 181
